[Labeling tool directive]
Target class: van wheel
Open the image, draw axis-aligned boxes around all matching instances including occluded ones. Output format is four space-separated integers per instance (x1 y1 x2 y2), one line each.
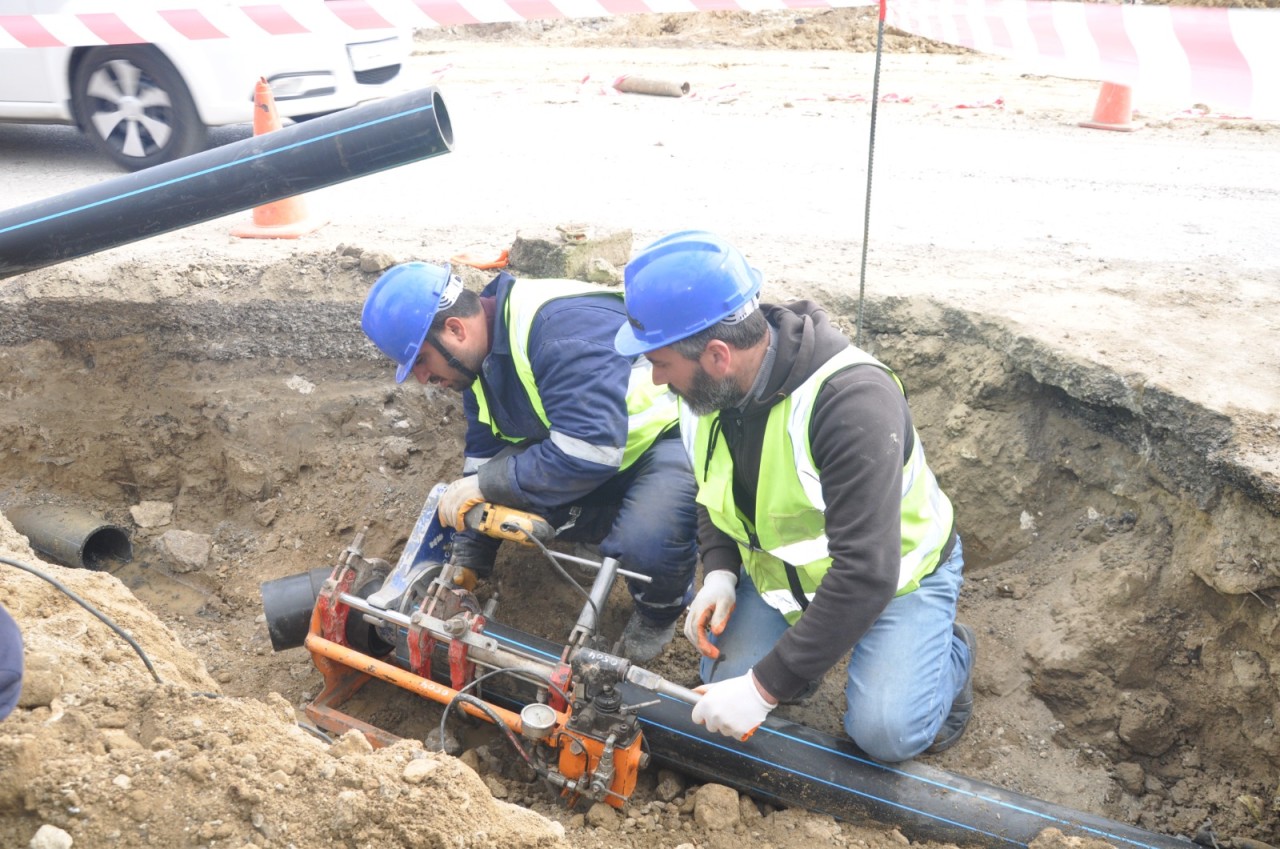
71 46 207 171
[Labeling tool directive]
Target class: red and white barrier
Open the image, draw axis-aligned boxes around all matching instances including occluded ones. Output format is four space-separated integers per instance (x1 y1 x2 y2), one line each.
888 0 1278 119
1 0 1275 118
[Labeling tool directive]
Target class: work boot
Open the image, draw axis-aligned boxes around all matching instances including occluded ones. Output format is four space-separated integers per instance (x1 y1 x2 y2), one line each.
927 622 977 754
620 610 677 664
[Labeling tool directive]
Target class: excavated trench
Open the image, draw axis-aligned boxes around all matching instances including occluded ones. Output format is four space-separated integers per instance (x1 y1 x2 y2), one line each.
1 254 1277 845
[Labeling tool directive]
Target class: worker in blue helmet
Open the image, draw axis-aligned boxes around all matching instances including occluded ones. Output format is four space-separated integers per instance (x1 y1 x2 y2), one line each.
0 604 22 722
362 262 698 662
614 231 975 762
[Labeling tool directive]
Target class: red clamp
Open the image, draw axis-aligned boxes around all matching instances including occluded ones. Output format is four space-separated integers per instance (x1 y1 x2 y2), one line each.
448 614 486 691
407 613 436 679
548 663 573 712
316 565 358 645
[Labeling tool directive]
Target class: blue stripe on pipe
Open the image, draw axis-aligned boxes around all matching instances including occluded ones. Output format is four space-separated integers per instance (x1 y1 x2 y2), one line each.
487 628 1176 849
0 102 437 237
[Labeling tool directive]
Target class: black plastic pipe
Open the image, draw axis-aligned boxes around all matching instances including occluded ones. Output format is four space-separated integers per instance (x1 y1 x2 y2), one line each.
482 623 1198 849
263 566 1196 849
5 504 132 570
0 86 453 280
261 566 334 651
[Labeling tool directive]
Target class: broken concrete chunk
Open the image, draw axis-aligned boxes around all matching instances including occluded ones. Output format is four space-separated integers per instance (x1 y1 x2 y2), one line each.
654 768 686 802
692 783 740 830
359 250 396 273
585 258 621 286
17 652 62 708
507 226 632 282
129 500 173 529
329 729 374 758
402 757 441 784
155 530 211 574
380 436 417 469
29 824 74 849
584 801 619 829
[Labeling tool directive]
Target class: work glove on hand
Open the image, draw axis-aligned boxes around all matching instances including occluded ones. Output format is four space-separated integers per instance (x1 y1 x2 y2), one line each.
438 475 485 532
683 570 738 659
451 567 479 592
691 669 776 741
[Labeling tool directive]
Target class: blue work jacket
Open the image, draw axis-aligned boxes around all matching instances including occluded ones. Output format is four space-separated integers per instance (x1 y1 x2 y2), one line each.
462 273 676 514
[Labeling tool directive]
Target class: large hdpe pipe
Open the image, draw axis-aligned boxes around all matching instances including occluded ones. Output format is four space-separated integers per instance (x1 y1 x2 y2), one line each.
0 86 452 280
4 504 132 570
262 568 1195 849
483 623 1197 849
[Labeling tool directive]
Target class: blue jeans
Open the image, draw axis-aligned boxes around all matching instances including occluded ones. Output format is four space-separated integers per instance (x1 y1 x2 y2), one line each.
551 436 698 624
700 538 970 763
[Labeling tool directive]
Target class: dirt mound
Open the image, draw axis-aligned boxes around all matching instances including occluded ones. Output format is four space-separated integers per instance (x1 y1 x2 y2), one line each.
414 9 966 54
0 513 565 849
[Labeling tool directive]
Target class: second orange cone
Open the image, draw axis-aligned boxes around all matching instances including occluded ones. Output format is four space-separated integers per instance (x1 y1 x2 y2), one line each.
231 78 329 239
1079 81 1141 133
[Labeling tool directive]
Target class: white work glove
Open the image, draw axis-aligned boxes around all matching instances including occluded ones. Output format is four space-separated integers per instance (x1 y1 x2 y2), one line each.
691 669 776 741
683 571 738 658
437 475 485 532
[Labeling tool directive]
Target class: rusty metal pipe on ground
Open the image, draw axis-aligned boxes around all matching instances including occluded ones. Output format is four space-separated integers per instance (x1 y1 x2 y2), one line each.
613 75 690 97
0 86 453 280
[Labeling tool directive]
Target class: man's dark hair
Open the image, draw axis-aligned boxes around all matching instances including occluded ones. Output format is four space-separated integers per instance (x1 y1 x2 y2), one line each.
428 288 481 338
671 310 767 360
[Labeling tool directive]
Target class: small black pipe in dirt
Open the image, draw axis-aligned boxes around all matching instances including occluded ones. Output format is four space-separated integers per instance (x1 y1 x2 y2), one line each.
4 504 132 570
260 566 334 651
0 86 453 280
261 567 393 655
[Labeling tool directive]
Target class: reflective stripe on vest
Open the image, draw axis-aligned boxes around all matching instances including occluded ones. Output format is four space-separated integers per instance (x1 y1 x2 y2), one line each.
680 346 954 623
473 280 678 471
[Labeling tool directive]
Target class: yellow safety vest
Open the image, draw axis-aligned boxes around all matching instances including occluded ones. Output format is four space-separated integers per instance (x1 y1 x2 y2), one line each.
681 346 954 623
474 280 678 471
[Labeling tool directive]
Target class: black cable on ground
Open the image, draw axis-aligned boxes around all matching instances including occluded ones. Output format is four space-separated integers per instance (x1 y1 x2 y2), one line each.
1 553 164 684
449 692 537 768
856 0 889 349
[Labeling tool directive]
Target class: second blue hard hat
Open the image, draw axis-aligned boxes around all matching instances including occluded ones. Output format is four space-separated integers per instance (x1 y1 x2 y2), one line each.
614 231 762 356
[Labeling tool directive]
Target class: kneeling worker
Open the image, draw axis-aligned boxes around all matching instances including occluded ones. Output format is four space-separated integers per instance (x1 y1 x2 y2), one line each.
362 263 698 662
614 231 975 761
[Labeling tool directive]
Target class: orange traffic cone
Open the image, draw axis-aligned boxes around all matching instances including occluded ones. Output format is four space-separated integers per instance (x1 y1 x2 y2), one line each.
1079 81 1141 132
231 78 328 239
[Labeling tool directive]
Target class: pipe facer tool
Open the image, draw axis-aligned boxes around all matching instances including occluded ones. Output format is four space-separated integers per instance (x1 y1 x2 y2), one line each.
261 481 698 809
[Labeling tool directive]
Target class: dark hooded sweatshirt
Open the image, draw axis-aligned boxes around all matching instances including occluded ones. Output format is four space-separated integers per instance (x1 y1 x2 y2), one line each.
697 300 955 703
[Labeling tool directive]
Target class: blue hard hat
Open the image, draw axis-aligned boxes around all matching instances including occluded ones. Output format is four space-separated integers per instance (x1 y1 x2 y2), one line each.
614 231 762 356
361 262 456 383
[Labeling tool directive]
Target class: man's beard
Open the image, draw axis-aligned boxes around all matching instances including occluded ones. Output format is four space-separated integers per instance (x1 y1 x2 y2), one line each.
672 365 742 416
